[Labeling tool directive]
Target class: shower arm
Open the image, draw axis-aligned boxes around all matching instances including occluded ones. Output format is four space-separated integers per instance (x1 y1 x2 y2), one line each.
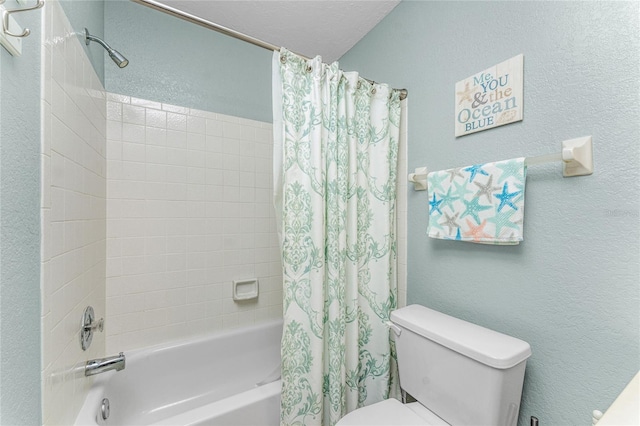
84 28 129 68
85 29 114 52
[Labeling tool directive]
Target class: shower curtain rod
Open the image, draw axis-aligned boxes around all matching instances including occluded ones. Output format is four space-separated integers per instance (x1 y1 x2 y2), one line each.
130 0 408 100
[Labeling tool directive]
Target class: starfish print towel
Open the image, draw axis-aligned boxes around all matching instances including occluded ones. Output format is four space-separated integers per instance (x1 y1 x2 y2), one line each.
427 158 527 245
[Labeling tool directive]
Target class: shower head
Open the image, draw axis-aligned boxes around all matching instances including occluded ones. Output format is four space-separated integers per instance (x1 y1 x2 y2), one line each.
84 28 129 68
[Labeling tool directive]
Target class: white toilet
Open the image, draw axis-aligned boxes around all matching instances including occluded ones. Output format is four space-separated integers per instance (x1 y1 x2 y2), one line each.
337 304 532 426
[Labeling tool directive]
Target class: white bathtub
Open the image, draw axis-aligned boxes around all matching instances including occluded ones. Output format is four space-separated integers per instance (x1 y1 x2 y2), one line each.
75 320 283 426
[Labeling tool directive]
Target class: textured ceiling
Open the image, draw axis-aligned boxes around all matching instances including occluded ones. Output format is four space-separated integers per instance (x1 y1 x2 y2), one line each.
156 0 401 62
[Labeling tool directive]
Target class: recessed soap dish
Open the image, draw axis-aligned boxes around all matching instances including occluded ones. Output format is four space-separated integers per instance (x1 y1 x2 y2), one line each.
233 279 259 301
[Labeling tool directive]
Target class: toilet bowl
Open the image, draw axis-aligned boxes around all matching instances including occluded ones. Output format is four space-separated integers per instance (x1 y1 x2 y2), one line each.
336 305 531 426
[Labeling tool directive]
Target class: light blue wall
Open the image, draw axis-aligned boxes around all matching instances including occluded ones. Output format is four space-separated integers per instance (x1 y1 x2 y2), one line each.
0 1 42 423
59 0 105 83
340 1 639 425
104 1 272 122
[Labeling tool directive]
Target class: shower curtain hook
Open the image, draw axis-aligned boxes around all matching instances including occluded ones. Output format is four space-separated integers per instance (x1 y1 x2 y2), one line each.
2 0 44 38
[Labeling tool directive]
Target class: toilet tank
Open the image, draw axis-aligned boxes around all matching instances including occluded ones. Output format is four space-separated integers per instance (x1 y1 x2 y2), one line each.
391 305 531 426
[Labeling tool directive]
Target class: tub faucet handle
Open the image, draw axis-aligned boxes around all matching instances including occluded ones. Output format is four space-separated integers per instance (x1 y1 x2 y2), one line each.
84 317 104 332
80 306 104 351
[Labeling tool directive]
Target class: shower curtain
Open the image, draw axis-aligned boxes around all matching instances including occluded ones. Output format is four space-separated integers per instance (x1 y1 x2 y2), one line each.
273 48 401 426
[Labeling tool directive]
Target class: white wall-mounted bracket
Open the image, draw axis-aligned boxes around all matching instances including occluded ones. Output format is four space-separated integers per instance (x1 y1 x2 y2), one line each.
0 0 44 55
0 4 23 56
408 166 428 191
562 136 593 177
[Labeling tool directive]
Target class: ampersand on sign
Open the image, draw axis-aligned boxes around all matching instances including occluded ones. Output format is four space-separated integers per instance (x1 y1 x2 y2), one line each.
471 92 488 108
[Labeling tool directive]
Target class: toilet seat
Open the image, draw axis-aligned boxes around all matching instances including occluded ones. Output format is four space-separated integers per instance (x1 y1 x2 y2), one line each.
335 399 449 426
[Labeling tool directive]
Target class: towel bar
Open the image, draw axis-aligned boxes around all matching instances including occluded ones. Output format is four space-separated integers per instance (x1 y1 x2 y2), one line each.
408 135 593 190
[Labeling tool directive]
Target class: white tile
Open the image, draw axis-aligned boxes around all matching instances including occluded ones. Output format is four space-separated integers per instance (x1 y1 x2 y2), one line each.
240 126 255 142
223 122 242 139
167 113 187 131
145 127 167 148
107 120 122 140
255 128 272 144
162 103 189 114
166 130 187 149
121 161 145 181
167 253 187 271
187 115 206 134
122 104 146 125
131 97 161 110
238 140 255 157
205 119 223 136
106 101 122 121
166 165 187 183
107 92 130 103
122 142 145 163
122 123 146 144
146 109 167 129
107 140 123 161
189 108 216 120
146 164 167 182
187 132 206 152
205 136 224 153
146 145 167 165
216 113 239 124
166 148 187 166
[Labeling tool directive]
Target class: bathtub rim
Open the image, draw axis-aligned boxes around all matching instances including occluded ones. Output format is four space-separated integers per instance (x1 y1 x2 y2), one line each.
122 318 284 363
153 379 282 426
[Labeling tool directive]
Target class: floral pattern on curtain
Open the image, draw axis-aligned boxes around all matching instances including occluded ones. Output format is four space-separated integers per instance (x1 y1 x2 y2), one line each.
273 48 401 426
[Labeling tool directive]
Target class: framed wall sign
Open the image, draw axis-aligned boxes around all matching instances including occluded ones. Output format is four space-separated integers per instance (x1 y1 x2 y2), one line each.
455 54 524 137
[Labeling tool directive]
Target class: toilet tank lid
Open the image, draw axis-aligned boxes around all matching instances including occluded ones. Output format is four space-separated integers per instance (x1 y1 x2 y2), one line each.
391 305 532 369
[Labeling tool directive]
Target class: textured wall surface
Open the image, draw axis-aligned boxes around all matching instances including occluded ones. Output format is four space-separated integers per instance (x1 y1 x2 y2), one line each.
104 1 272 123
0 0 42 423
155 0 399 62
40 1 107 424
340 1 639 425
58 0 105 83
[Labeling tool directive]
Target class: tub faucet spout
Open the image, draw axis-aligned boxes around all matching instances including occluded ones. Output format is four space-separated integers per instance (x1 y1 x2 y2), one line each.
85 352 126 376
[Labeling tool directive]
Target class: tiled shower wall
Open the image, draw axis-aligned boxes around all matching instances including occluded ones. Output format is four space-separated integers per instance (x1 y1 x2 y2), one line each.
104 95 407 353
40 1 107 424
104 96 283 352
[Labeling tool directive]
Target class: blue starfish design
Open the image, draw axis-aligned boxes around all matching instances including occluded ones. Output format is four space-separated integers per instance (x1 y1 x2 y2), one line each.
460 197 492 224
439 186 460 212
429 193 444 216
428 172 446 193
494 182 522 212
463 164 489 183
496 159 526 184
